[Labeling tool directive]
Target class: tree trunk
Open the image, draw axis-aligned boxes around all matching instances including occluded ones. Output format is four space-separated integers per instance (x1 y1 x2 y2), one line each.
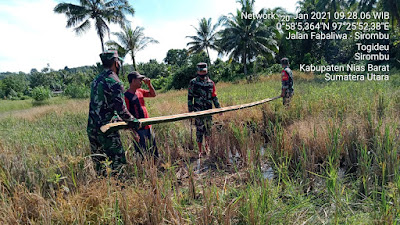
131 52 136 70
100 37 105 52
206 47 211 66
242 52 247 75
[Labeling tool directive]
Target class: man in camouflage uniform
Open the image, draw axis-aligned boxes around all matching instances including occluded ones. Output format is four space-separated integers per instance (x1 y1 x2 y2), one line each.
87 50 141 175
188 62 221 156
280 57 294 106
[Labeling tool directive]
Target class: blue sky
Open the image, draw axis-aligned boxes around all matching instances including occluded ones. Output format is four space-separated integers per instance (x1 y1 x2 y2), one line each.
0 0 298 73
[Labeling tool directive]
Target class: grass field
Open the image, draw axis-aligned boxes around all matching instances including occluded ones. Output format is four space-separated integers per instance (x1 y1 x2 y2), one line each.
1 72 400 224
0 96 72 114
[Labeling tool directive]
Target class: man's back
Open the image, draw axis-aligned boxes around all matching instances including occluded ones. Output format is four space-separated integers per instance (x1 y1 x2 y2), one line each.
87 70 129 132
282 66 294 92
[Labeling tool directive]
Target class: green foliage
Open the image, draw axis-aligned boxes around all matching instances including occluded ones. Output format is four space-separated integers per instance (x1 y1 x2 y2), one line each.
30 71 63 90
253 55 276 74
151 75 172 90
8 89 20 100
31 86 51 102
1 74 30 98
106 25 159 69
217 1 279 74
186 17 219 64
63 70 95 87
164 49 189 67
64 84 90 99
169 64 196 90
137 59 169 79
265 64 282 74
209 58 241 82
0 81 5 98
169 51 209 89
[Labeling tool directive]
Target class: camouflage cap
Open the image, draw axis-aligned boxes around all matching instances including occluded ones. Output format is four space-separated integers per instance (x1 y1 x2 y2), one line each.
99 50 124 63
281 57 289 65
197 62 207 72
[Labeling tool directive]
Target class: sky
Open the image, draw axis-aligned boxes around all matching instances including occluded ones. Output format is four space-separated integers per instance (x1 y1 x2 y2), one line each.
0 0 298 73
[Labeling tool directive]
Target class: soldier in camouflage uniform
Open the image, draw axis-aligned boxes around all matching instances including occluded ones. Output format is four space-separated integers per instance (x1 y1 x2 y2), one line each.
87 50 141 175
188 62 221 156
280 57 294 106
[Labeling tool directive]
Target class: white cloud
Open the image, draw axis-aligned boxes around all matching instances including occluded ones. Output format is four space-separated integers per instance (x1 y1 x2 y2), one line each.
0 0 115 72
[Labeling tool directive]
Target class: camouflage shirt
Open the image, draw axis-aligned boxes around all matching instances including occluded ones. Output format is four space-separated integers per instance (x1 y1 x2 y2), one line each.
188 76 221 112
281 67 294 93
87 69 136 133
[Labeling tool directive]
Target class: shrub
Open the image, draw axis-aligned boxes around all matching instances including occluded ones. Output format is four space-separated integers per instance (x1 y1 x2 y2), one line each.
152 75 172 90
64 84 90 99
31 86 51 101
169 65 196 90
265 64 282 74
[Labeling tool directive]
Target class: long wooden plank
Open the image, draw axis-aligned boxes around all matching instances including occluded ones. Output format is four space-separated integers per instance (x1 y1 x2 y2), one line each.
100 96 281 133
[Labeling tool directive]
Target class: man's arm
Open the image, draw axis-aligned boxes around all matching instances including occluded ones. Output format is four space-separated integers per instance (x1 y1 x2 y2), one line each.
211 82 221 108
143 78 156 97
281 70 289 97
188 80 194 112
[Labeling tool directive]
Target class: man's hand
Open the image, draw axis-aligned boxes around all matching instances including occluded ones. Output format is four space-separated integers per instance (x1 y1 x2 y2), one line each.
128 119 141 130
143 78 151 86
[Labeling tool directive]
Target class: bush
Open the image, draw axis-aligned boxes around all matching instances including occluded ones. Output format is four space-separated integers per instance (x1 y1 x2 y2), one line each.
7 89 18 100
152 75 172 90
169 65 196 90
31 86 51 101
265 64 282 74
64 84 90 99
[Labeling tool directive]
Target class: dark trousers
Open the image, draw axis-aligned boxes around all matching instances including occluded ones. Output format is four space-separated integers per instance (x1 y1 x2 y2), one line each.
134 128 159 158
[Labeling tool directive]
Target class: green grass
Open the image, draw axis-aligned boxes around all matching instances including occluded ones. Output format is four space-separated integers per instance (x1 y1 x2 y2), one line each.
0 96 71 114
0 98 33 113
0 72 400 224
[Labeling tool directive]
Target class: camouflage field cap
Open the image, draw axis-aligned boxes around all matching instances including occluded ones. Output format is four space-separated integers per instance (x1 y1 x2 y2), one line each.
197 62 207 72
99 50 124 63
281 57 289 65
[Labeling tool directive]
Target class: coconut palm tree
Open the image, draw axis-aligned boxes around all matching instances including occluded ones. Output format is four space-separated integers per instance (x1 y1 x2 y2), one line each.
186 18 219 65
218 0 278 75
54 0 135 52
106 25 159 70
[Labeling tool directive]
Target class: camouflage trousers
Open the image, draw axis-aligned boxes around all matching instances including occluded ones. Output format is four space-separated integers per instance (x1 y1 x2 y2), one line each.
87 129 126 174
283 91 294 106
195 116 212 143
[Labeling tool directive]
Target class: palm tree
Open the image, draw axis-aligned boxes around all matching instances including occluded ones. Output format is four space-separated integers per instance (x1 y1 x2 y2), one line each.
106 25 159 70
54 0 135 52
186 18 219 65
218 0 278 75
